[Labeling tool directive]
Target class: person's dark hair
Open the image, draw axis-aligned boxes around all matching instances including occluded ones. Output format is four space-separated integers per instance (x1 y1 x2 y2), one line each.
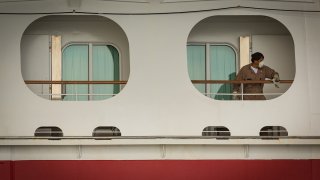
251 52 264 62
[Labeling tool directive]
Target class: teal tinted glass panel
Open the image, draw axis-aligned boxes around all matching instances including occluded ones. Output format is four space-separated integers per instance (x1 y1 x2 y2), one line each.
62 45 89 101
187 45 206 94
210 45 236 100
92 45 120 100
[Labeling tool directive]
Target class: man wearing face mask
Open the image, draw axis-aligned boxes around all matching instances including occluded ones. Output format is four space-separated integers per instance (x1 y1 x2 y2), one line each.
233 52 280 100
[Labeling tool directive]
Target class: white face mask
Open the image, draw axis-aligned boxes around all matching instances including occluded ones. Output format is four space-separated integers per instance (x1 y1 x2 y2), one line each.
258 61 264 68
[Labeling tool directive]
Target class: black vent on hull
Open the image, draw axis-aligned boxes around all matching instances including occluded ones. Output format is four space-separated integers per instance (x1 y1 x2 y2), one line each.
34 126 63 139
260 126 288 139
202 126 231 138
92 126 121 139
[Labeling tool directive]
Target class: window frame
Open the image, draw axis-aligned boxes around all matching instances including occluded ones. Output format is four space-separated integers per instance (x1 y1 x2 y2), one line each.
187 42 238 98
61 42 122 101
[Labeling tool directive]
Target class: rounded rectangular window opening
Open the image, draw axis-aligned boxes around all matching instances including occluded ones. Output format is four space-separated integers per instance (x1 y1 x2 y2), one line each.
21 15 130 101
187 15 295 101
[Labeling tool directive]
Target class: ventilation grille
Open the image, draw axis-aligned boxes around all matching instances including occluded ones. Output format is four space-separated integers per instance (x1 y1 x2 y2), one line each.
92 126 121 138
260 126 288 138
34 126 63 138
202 126 230 137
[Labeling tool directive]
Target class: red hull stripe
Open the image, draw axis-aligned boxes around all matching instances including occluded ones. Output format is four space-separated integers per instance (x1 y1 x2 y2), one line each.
1 160 320 180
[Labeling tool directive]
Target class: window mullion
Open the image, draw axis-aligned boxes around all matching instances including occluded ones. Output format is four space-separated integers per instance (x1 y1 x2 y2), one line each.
89 43 93 101
205 43 210 97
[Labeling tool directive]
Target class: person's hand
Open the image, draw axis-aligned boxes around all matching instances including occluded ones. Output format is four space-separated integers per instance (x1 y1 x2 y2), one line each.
232 91 240 100
272 74 280 88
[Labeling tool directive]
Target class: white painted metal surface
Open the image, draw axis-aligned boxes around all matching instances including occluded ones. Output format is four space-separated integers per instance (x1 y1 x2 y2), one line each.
0 0 320 160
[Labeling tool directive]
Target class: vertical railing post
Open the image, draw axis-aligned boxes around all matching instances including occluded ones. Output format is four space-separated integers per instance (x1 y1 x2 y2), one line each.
75 84 78 101
241 83 244 101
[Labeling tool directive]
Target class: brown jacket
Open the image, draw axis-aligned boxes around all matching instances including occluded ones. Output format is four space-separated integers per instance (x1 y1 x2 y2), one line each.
233 64 278 100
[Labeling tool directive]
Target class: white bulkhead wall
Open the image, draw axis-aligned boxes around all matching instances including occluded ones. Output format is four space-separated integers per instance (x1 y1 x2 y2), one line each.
304 13 320 133
0 1 319 137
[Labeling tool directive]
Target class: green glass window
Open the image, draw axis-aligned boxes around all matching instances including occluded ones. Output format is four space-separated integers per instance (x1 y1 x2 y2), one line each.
92 45 120 100
187 44 236 100
62 44 120 101
187 45 206 94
